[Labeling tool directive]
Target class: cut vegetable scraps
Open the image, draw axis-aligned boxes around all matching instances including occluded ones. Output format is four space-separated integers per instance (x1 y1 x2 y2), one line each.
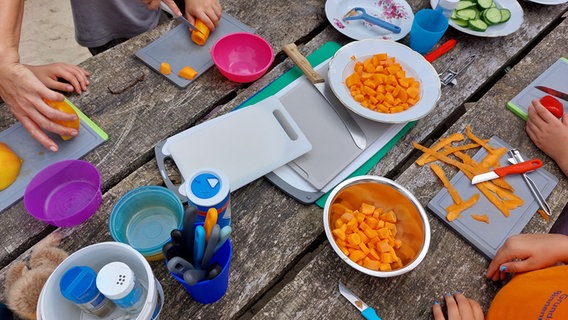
415 125 524 222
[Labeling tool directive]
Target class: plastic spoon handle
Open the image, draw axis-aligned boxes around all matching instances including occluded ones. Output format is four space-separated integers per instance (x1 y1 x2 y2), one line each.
494 159 542 178
204 208 218 241
183 269 207 286
181 206 197 262
344 7 401 33
166 256 194 277
201 224 220 268
358 12 401 34
214 226 232 253
193 225 206 269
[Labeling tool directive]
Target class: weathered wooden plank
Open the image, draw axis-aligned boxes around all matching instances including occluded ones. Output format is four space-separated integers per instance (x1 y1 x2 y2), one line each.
251 15 568 320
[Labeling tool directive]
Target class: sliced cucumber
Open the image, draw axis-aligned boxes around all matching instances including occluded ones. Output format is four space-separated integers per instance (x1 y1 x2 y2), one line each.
477 0 494 9
499 9 511 22
468 19 488 31
456 8 479 20
456 1 477 10
483 7 502 25
481 10 493 25
451 17 470 27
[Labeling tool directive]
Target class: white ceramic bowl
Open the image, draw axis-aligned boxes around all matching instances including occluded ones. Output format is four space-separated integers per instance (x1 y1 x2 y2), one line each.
323 175 431 277
328 39 441 123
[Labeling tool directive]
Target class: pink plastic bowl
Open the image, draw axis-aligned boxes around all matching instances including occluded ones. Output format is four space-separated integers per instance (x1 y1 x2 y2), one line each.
211 32 274 83
24 160 102 227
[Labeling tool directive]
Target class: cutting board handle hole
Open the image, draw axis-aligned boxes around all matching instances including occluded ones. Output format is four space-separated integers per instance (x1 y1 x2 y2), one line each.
273 109 299 141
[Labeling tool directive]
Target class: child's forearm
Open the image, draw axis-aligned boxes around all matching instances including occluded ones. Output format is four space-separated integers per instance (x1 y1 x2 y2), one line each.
0 0 24 63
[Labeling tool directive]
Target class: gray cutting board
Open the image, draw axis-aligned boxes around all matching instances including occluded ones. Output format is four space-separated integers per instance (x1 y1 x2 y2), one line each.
156 96 311 197
0 100 107 213
279 60 398 190
428 136 558 259
507 57 568 120
135 13 254 88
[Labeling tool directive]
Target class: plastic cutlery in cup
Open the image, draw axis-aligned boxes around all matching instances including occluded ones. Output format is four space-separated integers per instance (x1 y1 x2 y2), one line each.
204 208 218 241
167 256 195 277
162 242 184 261
183 269 207 286
193 225 206 269
201 224 221 269
214 226 232 253
181 206 197 262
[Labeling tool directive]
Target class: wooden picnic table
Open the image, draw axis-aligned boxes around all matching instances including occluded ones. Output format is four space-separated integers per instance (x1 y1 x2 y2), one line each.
0 0 567 319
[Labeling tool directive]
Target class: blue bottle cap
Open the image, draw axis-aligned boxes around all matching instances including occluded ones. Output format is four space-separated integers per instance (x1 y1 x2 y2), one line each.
185 169 230 207
59 266 100 304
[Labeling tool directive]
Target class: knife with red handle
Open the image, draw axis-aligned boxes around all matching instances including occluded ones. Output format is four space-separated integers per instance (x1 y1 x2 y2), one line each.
471 159 543 184
424 39 456 63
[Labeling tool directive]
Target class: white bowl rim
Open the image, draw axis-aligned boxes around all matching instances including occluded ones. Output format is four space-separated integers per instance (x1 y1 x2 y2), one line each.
323 175 431 277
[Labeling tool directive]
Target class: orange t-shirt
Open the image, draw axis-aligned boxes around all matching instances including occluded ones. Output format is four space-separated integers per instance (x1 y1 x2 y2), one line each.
486 265 568 319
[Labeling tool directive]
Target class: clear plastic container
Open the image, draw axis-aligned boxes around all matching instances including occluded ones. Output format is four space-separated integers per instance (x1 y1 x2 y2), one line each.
435 0 459 19
59 266 116 317
96 262 146 314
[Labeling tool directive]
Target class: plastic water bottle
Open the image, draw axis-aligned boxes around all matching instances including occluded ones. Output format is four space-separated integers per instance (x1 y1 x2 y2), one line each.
96 262 146 314
60 266 116 317
435 0 459 19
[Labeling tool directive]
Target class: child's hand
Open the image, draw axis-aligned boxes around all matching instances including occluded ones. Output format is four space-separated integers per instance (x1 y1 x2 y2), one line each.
25 63 89 94
486 233 568 282
526 99 568 177
432 293 484 320
185 0 222 31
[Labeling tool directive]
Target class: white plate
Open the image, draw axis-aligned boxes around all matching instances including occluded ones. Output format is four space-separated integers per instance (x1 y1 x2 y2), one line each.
523 0 567 4
328 40 441 123
430 0 524 37
325 0 414 41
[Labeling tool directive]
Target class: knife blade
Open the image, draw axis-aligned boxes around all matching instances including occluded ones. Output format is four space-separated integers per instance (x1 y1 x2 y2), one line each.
159 1 200 33
282 43 367 150
338 282 382 320
535 85 568 102
471 159 543 184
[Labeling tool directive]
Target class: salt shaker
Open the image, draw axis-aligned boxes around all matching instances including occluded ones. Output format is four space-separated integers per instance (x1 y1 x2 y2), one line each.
435 0 459 19
96 262 146 314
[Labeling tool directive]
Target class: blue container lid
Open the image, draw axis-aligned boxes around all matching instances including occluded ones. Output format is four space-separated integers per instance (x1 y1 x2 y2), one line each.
186 169 229 207
59 266 100 304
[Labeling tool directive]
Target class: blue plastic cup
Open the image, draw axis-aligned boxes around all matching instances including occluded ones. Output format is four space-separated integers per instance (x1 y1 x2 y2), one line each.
409 9 449 54
168 239 232 304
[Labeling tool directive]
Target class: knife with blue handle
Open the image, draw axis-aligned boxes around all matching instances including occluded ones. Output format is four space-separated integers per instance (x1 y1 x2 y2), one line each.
338 282 382 320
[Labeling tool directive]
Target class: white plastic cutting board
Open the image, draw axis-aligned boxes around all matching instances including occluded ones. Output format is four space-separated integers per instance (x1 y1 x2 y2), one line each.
160 96 312 194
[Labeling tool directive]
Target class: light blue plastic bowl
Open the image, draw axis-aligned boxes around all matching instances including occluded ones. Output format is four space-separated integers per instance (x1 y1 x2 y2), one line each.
109 186 183 260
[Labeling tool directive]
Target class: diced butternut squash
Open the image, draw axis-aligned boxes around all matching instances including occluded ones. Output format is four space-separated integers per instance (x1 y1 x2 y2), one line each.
191 19 210 45
345 53 421 114
329 201 413 271
160 62 171 75
178 66 198 80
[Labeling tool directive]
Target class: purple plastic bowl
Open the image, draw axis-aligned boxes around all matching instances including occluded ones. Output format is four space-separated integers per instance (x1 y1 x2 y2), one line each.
24 160 102 227
211 32 274 83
